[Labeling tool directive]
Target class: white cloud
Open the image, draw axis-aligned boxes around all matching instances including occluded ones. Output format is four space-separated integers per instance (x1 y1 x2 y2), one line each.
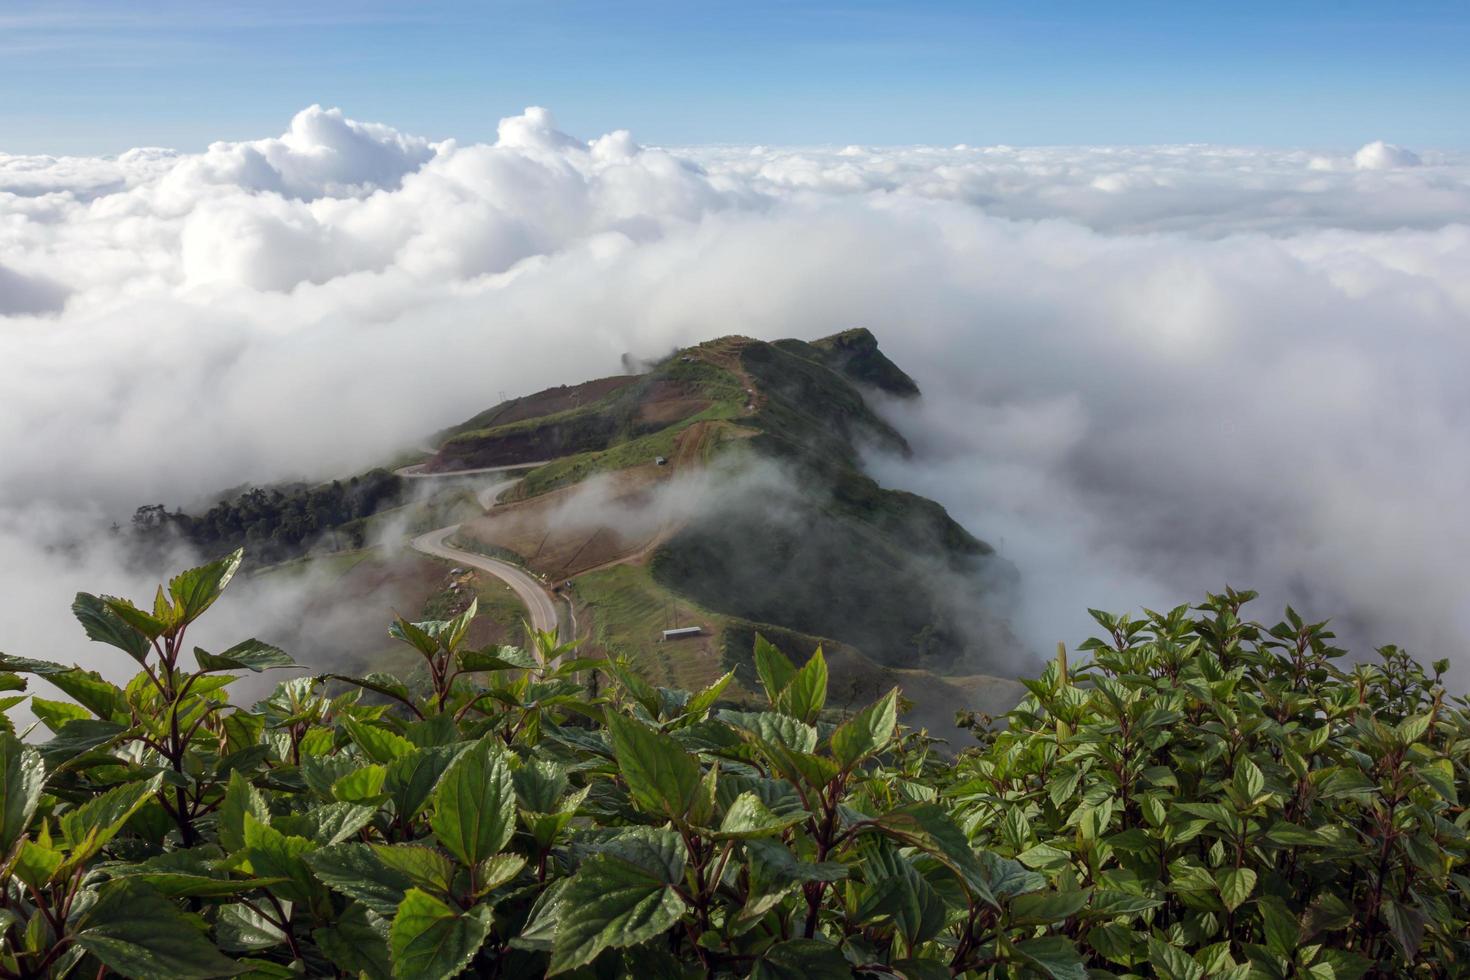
0 262 67 314
2 107 1470 682
1353 139 1422 171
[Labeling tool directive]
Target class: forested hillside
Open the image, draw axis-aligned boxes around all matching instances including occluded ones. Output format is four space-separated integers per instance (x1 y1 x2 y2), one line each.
0 551 1463 978
130 469 405 566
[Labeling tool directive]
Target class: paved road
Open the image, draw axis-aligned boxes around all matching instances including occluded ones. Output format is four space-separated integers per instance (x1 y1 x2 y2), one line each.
394 460 552 479
404 471 567 664
410 523 559 635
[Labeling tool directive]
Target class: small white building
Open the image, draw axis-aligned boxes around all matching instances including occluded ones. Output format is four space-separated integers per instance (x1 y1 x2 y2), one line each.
661 626 703 641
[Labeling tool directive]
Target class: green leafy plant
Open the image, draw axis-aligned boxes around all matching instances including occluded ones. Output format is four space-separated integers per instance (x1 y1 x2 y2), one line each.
955 591 1470 978
0 554 1464 978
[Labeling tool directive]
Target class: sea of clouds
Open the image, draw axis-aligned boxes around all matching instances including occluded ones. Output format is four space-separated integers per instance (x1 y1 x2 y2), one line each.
3 105 1469 683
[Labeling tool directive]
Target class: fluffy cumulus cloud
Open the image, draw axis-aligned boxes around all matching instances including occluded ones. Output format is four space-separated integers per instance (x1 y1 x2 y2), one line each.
3 105 1470 684
1352 140 1422 171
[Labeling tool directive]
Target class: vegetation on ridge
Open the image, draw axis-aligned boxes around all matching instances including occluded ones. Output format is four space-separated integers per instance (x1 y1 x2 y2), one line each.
0 550 1465 978
130 468 405 567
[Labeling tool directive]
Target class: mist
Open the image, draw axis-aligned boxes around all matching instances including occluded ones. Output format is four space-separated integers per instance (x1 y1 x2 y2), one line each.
3 105 1469 682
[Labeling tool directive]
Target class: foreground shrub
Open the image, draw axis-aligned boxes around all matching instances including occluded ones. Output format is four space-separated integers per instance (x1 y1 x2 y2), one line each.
0 555 1463 978
955 591 1469 978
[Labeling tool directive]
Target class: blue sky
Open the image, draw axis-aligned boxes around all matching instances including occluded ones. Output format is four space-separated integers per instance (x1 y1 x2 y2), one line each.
2 0 1467 154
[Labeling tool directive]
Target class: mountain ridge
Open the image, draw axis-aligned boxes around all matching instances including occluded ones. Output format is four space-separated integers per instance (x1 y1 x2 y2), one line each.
433 329 1023 727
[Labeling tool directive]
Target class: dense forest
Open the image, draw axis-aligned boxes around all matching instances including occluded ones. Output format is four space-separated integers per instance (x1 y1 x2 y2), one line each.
129 469 404 565
0 552 1465 978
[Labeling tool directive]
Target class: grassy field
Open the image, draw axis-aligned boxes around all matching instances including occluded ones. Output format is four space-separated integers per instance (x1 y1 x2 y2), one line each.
573 564 732 693
513 402 749 499
250 547 379 583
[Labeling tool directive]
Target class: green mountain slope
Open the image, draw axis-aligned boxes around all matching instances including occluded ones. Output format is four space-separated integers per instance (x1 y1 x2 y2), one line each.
430 329 1023 711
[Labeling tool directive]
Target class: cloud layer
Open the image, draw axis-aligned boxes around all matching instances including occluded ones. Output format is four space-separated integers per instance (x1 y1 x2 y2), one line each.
3 106 1469 683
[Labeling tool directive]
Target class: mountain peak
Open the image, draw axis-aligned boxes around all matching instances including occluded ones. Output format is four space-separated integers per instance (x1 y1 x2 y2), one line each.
784 328 921 398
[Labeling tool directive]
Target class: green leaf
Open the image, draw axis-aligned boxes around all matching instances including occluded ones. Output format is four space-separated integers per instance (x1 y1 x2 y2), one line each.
217 902 287 952
889 959 951 980
829 687 898 769
242 811 318 904
605 712 703 820
1265 821 1330 846
1011 935 1088 980
71 593 152 663
1396 713 1431 745
548 853 685 974
512 758 570 812
1416 757 1457 803
168 549 243 625
430 738 515 866
389 888 493 980
1382 899 1426 961
74 879 242 979
334 763 389 804
473 852 527 897
232 959 298 979
389 617 442 657
1085 889 1163 919
442 599 478 651
456 645 538 672
681 670 734 722
750 938 852 980
342 714 415 763
60 774 163 863
855 839 946 947
194 639 298 673
301 754 357 797
1216 867 1257 912
1147 937 1205 980
13 840 63 888
1010 889 1091 925
1256 894 1300 959
0 653 72 677
40 718 128 767
29 697 88 734
324 671 417 709
775 647 827 722
0 731 45 852
1017 842 1072 872
1310 948 1372 980
283 800 377 846
753 634 797 703
387 743 468 821
109 870 283 899
219 769 270 853
307 843 412 918
372 844 456 896
745 838 849 887
44 668 125 719
1084 922 1141 966
716 791 808 838
104 599 168 643
875 803 995 906
314 902 393 980
1232 756 1265 802
978 850 1047 899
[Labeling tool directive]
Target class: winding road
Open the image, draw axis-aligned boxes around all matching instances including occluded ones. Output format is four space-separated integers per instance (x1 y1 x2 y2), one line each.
395 461 565 641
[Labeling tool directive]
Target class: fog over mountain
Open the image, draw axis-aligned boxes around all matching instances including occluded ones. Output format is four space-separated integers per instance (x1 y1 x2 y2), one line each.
3 105 1469 679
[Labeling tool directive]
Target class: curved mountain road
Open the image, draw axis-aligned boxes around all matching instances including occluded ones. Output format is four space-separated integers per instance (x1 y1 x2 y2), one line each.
398 463 568 662
394 460 552 479
410 523 559 635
